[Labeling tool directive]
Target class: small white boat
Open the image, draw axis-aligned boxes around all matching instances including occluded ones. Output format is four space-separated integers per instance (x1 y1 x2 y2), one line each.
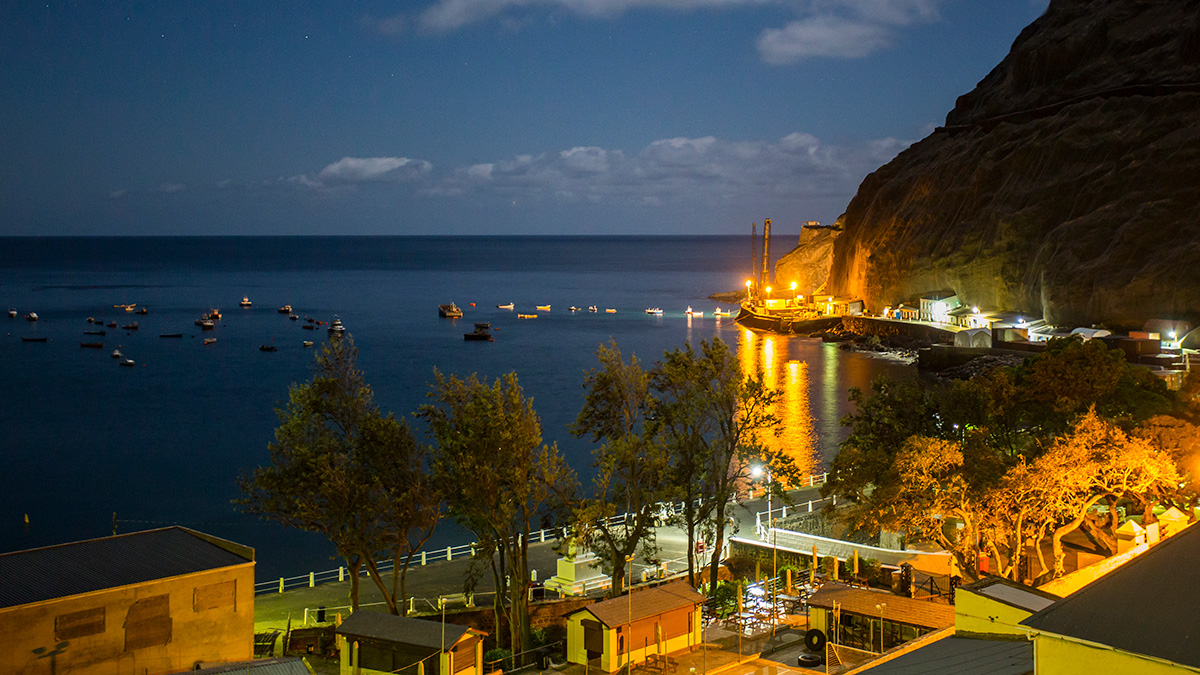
588 306 598 313
517 313 537 319
685 306 703 317
645 308 663 315
111 349 123 359
289 314 299 320
569 306 581 312
302 340 314 348
278 305 292 314
605 308 616 313
536 305 551 311
497 302 515 310
25 312 38 322
203 337 217 345
7 309 16 318
240 296 252 307
712 307 732 317
124 305 136 313
120 358 136 367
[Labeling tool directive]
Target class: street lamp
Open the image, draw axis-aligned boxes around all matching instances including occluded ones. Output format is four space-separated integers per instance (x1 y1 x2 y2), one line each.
875 603 886 653
625 553 635 673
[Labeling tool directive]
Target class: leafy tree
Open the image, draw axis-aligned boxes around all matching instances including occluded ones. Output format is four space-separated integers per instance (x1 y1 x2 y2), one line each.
238 335 437 612
649 338 787 590
418 370 573 657
569 341 669 597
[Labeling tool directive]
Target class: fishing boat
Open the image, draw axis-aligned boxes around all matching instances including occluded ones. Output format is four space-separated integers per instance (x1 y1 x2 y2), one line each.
278 305 292 314
114 303 134 310
207 309 222 321
87 317 96 323
203 337 217 345
302 324 316 330
605 308 616 313
685 307 703 317
260 345 277 352
240 296 252 307
121 322 139 330
21 337 48 343
7 309 15 318
536 305 551 311
464 322 494 341
107 321 118 328
196 319 215 329
712 307 733 317
569 306 581 312
439 303 464 318
328 317 346 335
588 306 598 312
289 314 299 320
136 307 148 315
517 313 537 319
111 349 123 358
159 333 183 338
25 312 38 322
84 330 106 336
120 359 136 367
302 340 314 348
80 342 103 348
497 302 515 310
305 316 316 323
645 308 663 315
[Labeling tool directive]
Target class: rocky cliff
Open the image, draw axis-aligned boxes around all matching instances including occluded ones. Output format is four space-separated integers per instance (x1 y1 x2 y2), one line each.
772 224 841 295
826 0 1200 329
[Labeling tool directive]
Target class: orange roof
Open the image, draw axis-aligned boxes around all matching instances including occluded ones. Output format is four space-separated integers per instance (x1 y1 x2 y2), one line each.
571 580 705 628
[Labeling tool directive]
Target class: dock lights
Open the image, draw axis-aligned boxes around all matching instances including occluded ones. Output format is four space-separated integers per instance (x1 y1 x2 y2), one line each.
765 286 772 297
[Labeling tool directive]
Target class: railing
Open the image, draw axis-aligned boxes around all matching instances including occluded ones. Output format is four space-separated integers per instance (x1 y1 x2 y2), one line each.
745 472 828 500
754 495 835 538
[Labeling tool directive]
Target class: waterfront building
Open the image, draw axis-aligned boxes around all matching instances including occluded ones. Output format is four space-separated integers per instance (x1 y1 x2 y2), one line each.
564 580 704 673
919 291 960 323
805 583 954 656
0 527 255 675
336 611 486 675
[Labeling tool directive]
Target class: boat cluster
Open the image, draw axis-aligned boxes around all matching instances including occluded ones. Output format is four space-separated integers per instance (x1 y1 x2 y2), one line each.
9 295 347 366
433 300 737 342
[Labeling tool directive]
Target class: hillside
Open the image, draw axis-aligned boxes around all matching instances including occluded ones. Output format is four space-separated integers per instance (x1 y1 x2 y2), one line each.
825 0 1200 329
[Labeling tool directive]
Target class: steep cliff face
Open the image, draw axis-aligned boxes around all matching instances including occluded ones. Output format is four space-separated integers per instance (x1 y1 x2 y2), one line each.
772 225 840 295
827 0 1200 329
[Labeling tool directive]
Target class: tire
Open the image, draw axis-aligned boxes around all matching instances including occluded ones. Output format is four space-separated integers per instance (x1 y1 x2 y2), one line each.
804 628 826 653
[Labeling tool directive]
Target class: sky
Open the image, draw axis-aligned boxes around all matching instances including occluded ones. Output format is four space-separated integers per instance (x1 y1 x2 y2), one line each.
1 1 1050 236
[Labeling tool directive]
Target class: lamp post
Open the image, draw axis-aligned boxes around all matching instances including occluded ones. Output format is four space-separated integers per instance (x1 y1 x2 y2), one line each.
745 279 752 304
875 603 886 654
626 553 634 674
790 281 797 306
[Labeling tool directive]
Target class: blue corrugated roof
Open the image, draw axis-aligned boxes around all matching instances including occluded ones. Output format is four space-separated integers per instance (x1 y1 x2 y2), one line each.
0 526 253 609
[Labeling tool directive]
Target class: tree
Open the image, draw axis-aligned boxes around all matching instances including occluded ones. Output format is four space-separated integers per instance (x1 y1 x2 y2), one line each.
238 335 438 612
569 341 669 597
418 370 574 657
648 337 787 590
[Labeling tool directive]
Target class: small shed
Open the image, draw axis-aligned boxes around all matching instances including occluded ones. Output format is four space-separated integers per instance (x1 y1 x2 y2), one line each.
565 581 704 673
805 583 953 655
336 612 486 675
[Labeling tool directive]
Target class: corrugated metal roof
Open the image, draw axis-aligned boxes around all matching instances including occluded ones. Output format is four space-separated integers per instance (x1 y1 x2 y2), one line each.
806 584 954 630
961 577 1059 613
164 657 313 675
336 610 478 650
1021 522 1200 668
0 526 253 609
858 636 1032 675
572 580 705 628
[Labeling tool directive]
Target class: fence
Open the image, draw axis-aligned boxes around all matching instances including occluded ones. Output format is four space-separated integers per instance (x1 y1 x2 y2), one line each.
255 474 828 596
754 495 835 538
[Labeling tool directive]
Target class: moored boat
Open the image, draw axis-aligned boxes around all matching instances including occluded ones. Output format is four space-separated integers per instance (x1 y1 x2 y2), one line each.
712 307 733 317
536 305 551 311
240 296 252 307
517 313 537 319
111 349 123 358
569 306 581 312
645 307 663 315
84 330 106 336
203 337 217 345
289 314 299 320
107 321 118 328
497 302 515 310
605 308 616 313
25 312 38 322
439 303 464 318
7 309 15 318
328 317 346 335
302 340 313 348
136 307 148 315
81 342 103 348
685 306 703 317
22 337 48 342
159 333 183 338
588 306 598 312
120 359 136 367
121 322 139 330
260 344 277 352
302 324 316 330
464 322 494 341
278 305 292 314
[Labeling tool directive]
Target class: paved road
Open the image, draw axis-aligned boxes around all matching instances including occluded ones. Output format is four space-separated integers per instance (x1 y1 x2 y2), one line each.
254 487 827 628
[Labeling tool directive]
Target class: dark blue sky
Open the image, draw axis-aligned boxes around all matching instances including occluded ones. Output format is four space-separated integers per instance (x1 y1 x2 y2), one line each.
1 1 1048 235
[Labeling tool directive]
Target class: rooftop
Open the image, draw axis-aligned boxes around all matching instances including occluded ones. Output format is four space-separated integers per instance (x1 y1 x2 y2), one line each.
336 611 480 651
960 577 1058 613
806 584 955 630
0 526 253 610
1021 522 1200 668
572 580 705 628
852 635 1032 675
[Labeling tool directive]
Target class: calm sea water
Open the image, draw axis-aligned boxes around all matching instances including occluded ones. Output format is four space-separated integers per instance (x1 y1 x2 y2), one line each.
0 236 912 579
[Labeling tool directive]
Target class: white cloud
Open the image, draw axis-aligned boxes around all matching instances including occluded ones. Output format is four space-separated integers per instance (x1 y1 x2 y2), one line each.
417 0 944 63
286 156 434 190
427 131 910 205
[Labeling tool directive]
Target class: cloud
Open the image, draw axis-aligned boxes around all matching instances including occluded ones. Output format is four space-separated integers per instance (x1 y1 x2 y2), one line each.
287 156 434 190
426 131 909 205
417 0 944 62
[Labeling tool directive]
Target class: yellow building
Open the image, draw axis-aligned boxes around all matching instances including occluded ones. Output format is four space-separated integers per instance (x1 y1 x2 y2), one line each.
564 580 704 673
805 583 954 655
336 611 486 675
0 526 255 675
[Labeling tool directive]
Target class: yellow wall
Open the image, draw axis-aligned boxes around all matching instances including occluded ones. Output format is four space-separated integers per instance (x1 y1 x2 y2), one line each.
1034 633 1200 675
568 607 703 673
0 562 254 675
953 591 1034 637
340 636 482 675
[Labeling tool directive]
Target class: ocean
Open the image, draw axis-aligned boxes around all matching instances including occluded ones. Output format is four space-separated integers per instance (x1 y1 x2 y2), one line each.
0 236 912 580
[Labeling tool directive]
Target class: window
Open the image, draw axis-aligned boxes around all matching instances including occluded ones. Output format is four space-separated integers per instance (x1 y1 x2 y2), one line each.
125 594 172 651
56 607 105 640
193 580 236 612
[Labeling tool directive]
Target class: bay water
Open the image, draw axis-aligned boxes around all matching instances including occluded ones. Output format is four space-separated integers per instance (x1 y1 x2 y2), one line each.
0 236 912 580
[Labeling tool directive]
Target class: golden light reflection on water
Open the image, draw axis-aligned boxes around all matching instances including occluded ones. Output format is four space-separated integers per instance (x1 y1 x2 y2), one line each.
736 327 820 482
